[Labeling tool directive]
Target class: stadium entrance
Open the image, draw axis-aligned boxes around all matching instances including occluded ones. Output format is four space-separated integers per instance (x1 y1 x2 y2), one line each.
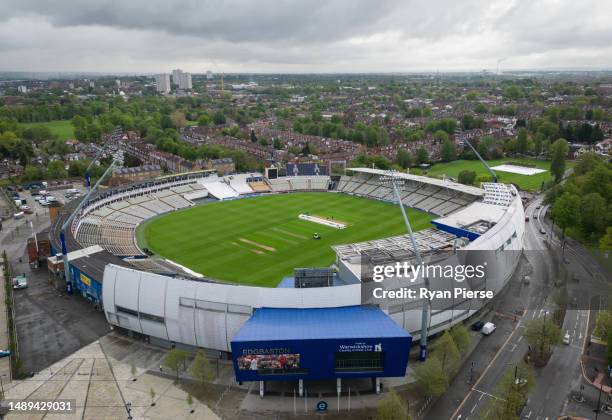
231 305 411 397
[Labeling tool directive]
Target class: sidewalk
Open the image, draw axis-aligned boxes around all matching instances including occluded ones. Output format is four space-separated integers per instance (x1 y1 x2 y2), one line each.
0 267 11 385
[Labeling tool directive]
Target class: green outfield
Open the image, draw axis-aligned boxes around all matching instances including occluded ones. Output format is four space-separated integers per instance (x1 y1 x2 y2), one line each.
19 120 75 140
424 158 571 191
139 192 434 287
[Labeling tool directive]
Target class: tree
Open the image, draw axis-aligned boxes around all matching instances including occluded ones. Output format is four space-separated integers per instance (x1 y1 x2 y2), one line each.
413 356 448 397
580 193 607 236
213 111 226 125
430 331 460 373
516 128 529 155
415 148 428 165
549 138 568 182
250 129 258 143
593 310 612 339
187 393 194 413
190 350 215 389
457 170 476 186
150 387 156 406
600 227 612 251
395 149 412 169
46 160 67 179
524 316 562 361
272 137 283 150
449 324 471 353
197 114 210 127
551 192 581 236
376 388 411 420
162 348 189 381
170 111 187 129
440 139 456 162
481 363 534 420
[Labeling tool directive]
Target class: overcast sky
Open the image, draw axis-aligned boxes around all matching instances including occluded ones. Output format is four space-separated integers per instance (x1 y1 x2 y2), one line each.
1 0 611 74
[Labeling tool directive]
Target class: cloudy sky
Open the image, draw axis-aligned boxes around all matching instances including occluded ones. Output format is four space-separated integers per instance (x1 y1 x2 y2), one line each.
1 0 611 73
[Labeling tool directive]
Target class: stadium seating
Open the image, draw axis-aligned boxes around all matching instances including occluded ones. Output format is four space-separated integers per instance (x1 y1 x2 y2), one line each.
336 173 481 216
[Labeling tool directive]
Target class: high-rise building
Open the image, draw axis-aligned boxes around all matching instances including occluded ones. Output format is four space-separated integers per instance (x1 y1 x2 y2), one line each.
172 69 192 90
206 70 213 80
155 74 171 94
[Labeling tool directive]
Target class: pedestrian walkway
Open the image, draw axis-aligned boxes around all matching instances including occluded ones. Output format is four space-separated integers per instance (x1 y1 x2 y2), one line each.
3 340 219 419
0 268 12 386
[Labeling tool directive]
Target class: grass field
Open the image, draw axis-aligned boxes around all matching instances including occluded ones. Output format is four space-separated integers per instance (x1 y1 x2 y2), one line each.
19 120 75 140
423 158 571 191
139 192 434 287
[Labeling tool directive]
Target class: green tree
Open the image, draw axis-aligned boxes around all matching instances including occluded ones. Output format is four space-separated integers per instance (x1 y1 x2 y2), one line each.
395 149 412 169
593 310 612 339
516 128 529 155
481 363 534 420
376 388 411 420
415 148 428 164
162 348 189 381
272 138 283 150
457 170 476 186
413 356 448 397
600 227 612 251
440 139 456 162
524 316 562 361
190 350 215 389
580 193 607 235
449 324 471 353
430 331 460 372
551 192 581 236
213 111 226 125
549 138 569 182
187 393 194 413
46 160 67 179
197 114 210 126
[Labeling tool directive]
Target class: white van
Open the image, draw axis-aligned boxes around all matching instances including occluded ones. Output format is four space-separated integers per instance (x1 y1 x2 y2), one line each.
481 322 496 336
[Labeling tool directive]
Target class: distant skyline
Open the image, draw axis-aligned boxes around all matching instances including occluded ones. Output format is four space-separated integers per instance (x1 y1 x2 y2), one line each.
1 0 611 74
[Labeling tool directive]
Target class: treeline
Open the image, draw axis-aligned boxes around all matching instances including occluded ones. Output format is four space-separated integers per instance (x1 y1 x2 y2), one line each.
546 152 612 247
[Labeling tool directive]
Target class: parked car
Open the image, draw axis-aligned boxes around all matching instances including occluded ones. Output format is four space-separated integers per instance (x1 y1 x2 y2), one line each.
13 212 24 219
39 199 49 206
481 322 496 335
46 196 57 203
0 349 11 358
12 274 27 289
471 320 484 331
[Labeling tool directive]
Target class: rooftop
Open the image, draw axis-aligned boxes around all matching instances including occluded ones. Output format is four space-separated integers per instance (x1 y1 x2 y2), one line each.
231 305 411 342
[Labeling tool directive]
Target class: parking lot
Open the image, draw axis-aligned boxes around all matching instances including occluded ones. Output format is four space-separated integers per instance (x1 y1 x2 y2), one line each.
0 183 110 375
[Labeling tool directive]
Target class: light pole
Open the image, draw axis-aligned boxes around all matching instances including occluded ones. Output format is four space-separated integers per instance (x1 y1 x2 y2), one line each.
60 160 118 290
383 170 429 361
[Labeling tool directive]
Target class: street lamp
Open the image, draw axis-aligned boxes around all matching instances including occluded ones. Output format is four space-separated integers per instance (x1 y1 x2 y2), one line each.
381 170 430 361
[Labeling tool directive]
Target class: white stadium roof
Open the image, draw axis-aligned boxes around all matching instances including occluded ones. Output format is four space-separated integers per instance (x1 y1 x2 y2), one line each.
347 167 485 197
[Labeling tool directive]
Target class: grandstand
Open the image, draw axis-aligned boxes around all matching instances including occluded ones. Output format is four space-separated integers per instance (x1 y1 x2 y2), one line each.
268 176 330 192
337 169 482 216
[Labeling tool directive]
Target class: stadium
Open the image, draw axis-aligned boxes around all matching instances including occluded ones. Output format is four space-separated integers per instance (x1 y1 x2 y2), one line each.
49 165 525 394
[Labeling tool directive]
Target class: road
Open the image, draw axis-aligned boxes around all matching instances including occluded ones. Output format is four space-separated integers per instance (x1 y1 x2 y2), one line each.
426 193 611 420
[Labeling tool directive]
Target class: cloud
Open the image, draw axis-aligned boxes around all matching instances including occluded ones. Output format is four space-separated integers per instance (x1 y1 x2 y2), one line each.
0 0 610 73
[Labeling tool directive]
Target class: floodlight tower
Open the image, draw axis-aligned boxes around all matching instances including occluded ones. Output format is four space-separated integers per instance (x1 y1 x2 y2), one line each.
382 170 430 361
463 138 498 183
60 160 119 290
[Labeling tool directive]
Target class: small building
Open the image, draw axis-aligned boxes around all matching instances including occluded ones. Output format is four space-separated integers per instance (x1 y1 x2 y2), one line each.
231 305 411 396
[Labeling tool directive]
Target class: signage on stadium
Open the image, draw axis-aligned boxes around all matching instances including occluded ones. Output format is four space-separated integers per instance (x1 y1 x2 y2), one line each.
242 348 291 356
338 342 382 353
